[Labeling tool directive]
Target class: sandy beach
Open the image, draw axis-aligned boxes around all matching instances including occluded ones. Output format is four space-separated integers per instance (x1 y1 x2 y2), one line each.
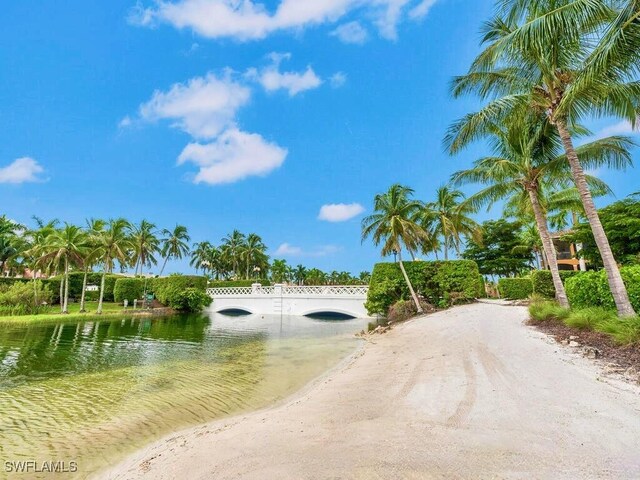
97 302 640 479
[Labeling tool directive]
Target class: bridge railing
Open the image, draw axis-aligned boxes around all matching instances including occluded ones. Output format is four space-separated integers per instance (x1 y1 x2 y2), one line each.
206 285 368 297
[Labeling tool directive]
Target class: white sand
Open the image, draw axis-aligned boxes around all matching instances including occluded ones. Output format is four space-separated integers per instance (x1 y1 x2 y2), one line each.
97 303 640 479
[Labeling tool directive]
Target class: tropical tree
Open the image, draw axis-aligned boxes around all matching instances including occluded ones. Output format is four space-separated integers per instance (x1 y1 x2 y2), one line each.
131 220 159 276
422 186 481 260
451 117 631 307
241 233 268 280
95 219 133 314
447 0 640 316
79 218 105 312
159 225 190 276
361 184 430 313
190 241 212 275
38 224 88 313
270 259 291 284
306 268 327 285
293 264 307 286
221 230 246 278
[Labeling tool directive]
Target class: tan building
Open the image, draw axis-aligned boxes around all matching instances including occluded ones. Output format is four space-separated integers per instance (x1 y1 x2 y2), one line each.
549 230 587 271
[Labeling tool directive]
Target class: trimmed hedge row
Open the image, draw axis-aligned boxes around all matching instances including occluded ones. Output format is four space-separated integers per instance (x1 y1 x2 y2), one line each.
114 278 144 303
150 275 210 312
365 260 481 315
498 278 533 299
565 265 640 312
531 270 579 299
208 279 270 288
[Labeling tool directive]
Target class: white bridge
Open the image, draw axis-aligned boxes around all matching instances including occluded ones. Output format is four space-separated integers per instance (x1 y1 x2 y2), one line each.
206 284 372 318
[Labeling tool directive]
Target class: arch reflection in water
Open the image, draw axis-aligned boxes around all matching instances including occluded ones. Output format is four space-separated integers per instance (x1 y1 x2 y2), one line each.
0 311 368 478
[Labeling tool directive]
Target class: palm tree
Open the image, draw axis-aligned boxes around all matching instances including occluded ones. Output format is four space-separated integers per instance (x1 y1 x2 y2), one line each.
95 219 133 314
423 186 480 260
38 224 88 314
361 184 430 313
190 241 212 275
446 1 639 316
79 218 105 312
131 220 159 276
159 225 190 276
270 259 290 284
221 230 246 278
293 264 307 286
241 233 268 280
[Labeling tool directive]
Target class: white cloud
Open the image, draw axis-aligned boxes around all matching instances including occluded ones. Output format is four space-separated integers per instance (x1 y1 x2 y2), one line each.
594 120 640 139
0 157 46 184
247 52 322 96
138 72 250 139
131 0 439 42
330 72 347 88
118 116 133 128
330 21 368 44
275 243 341 257
318 203 365 222
178 129 287 184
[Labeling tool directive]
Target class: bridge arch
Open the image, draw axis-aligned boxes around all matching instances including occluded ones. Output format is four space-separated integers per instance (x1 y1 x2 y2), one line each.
214 305 255 315
300 308 360 319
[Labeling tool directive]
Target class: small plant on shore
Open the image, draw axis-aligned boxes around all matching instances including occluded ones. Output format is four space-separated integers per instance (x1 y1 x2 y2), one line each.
528 300 570 323
565 308 617 331
595 316 640 346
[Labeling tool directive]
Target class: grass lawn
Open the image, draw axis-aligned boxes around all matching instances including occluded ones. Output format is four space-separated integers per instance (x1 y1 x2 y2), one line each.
0 302 147 324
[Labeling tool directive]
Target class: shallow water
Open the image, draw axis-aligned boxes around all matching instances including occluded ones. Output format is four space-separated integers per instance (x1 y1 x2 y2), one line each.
0 311 368 478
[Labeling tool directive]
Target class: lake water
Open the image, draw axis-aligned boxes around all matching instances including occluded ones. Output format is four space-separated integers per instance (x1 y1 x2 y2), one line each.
0 311 369 478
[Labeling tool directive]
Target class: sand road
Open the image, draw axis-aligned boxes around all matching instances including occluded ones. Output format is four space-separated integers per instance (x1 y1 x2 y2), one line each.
99 302 640 479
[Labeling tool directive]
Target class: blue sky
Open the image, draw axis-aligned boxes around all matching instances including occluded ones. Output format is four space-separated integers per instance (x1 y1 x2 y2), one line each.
1 0 638 275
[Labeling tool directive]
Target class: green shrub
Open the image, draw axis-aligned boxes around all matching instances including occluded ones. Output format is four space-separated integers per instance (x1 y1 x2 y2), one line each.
565 266 640 312
365 260 480 315
113 278 144 303
531 270 580 299
170 288 212 312
208 279 270 288
0 278 30 289
565 307 617 330
0 280 53 316
498 278 533 300
151 275 209 312
528 300 570 323
476 275 487 298
595 315 640 345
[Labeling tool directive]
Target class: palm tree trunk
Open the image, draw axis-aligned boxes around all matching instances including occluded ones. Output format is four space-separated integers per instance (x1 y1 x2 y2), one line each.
555 119 635 317
62 257 70 314
528 189 570 308
444 242 449 261
80 266 89 312
59 275 64 312
397 250 423 314
159 256 169 277
97 268 107 314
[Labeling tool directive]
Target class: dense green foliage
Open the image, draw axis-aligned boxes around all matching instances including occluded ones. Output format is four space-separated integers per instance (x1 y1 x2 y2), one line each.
497 278 533 300
531 270 580 299
366 260 480 315
462 220 534 277
565 266 640 313
0 281 52 316
529 300 640 346
151 275 210 312
566 197 640 267
207 279 270 288
113 278 144 303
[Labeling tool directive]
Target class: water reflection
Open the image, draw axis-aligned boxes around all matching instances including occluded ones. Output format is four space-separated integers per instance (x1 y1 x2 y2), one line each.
0 311 367 478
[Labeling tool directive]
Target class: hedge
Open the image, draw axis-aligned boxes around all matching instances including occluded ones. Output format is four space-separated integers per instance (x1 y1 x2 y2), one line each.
150 275 210 311
498 278 533 300
48 273 123 302
365 260 481 315
565 266 640 312
531 270 580 299
114 278 144 303
208 279 270 288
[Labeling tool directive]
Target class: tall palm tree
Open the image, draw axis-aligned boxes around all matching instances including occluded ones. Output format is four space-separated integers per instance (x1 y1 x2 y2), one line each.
423 186 481 260
159 225 190 276
38 224 88 314
451 118 631 307
221 230 246 278
95 219 133 314
131 220 159 276
446 1 640 316
293 264 307 286
190 241 212 275
79 218 105 312
270 259 290 284
361 184 430 313
241 233 268 280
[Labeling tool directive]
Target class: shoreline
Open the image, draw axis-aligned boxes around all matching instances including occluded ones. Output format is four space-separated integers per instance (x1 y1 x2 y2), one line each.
0 307 177 325
96 303 640 480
